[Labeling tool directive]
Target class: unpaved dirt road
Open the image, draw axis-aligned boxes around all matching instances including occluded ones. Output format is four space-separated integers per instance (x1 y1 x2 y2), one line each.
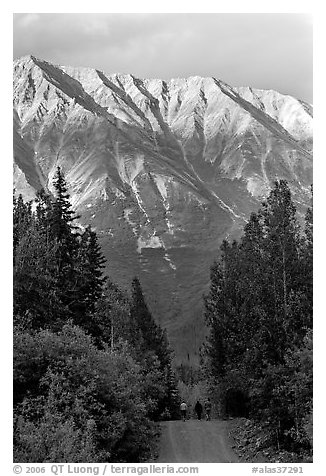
155 419 239 463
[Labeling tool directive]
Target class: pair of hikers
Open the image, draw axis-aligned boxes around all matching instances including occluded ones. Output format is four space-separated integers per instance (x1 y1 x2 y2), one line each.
195 399 212 421
180 398 212 421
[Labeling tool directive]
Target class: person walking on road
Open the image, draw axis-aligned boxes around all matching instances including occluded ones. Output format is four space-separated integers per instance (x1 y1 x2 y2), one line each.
204 398 212 421
180 401 188 422
194 400 203 420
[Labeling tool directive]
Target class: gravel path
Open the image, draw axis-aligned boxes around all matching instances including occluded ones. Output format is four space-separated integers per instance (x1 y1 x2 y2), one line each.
155 419 239 463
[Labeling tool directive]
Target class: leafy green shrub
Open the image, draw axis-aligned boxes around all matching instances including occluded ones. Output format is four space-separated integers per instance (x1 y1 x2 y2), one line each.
14 325 157 462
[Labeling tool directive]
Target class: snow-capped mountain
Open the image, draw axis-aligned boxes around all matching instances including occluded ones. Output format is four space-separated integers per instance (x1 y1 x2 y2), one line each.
13 55 313 362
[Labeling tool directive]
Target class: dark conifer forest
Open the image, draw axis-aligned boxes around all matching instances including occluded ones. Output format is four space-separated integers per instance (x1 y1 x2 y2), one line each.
203 180 313 458
13 167 179 462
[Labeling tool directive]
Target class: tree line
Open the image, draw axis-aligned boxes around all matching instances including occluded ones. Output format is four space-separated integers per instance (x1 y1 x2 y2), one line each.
203 180 313 457
13 167 179 462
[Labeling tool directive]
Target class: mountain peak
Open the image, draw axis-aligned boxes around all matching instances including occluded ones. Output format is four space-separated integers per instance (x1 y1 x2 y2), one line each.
13 57 313 360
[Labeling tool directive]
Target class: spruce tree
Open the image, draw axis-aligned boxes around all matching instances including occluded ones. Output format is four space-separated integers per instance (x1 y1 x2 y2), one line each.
130 277 171 369
13 194 33 261
71 226 107 335
204 260 228 377
13 216 61 329
50 167 80 240
130 277 179 419
80 225 107 310
302 186 313 316
14 170 107 333
47 167 81 320
261 181 300 317
204 180 313 452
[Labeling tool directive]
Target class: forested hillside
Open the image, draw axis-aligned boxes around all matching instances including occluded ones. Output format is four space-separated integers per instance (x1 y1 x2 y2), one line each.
13 167 179 462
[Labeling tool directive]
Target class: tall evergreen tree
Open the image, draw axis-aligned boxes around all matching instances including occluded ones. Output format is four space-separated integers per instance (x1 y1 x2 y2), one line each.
79 225 107 310
130 277 179 419
13 194 33 261
13 170 107 334
49 167 80 276
13 217 61 329
70 226 107 336
50 167 80 240
130 277 171 369
45 167 84 322
261 180 300 322
301 185 313 318
203 180 313 454
204 260 228 377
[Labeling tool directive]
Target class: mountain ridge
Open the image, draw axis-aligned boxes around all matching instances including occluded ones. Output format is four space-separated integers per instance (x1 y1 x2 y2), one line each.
13 56 313 362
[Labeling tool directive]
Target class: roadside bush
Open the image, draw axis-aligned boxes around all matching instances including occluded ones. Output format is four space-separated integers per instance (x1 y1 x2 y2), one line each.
13 324 157 462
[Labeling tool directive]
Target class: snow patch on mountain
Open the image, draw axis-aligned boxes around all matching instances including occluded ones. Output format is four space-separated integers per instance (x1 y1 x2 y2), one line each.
152 174 168 200
123 208 138 236
211 192 245 221
131 181 150 223
164 252 177 271
137 234 164 253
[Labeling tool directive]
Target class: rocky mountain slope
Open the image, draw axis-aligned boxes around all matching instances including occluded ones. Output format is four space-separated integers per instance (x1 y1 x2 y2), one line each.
13 55 313 362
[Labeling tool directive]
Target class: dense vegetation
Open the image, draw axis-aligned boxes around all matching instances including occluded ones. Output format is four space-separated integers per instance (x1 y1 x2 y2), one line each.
203 181 313 459
13 167 179 463
13 171 313 462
